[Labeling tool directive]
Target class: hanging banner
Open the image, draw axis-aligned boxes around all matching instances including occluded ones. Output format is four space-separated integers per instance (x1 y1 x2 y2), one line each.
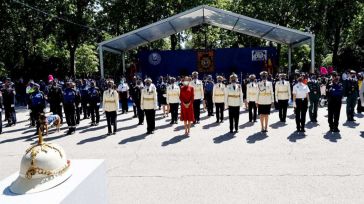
197 50 215 73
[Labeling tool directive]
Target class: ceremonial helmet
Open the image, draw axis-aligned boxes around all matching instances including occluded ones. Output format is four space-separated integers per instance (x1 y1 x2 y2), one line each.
144 78 152 83
216 75 223 80
229 73 238 82
192 71 198 76
249 74 256 79
10 131 71 194
260 71 268 76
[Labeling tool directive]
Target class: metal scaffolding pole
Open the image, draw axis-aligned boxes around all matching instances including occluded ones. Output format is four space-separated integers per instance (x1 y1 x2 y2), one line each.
99 45 104 79
310 35 315 73
122 52 126 75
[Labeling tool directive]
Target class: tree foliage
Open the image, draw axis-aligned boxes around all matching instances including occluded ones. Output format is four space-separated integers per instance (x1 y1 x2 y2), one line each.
0 0 363 80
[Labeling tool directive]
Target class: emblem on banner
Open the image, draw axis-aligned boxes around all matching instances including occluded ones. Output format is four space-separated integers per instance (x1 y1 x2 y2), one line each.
252 50 267 61
148 52 161 66
197 50 215 73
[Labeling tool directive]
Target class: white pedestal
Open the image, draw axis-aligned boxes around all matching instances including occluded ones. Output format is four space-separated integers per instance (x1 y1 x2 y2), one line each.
0 159 107 204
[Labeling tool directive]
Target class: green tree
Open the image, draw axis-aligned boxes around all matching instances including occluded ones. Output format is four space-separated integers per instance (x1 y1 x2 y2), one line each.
75 44 99 77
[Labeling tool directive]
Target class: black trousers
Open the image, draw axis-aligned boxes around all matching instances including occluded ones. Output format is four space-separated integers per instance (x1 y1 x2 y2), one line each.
248 101 257 122
120 92 128 112
75 104 81 124
89 103 100 124
133 104 137 116
81 101 89 118
295 99 308 130
309 98 319 122
205 93 213 116
358 99 363 113
228 106 240 131
278 100 289 122
328 98 342 129
51 104 63 123
169 103 179 123
144 109 155 132
0 111 2 133
136 103 144 124
193 100 201 122
64 104 77 128
105 111 117 133
32 106 44 132
215 103 224 122
5 107 16 125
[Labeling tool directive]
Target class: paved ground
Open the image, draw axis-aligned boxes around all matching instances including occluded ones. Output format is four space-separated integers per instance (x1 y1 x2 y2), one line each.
0 105 364 204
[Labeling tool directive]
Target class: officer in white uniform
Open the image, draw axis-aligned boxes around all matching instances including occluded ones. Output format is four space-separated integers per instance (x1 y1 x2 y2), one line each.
225 74 243 133
212 75 225 123
166 77 180 125
257 71 274 132
292 76 310 132
141 78 158 134
246 74 258 122
274 73 291 122
117 78 129 114
190 71 204 124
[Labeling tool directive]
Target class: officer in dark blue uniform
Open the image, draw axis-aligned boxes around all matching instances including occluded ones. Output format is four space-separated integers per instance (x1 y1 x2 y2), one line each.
326 72 344 132
74 81 82 125
47 80 64 123
80 79 90 120
30 83 46 135
344 70 359 121
63 82 78 135
307 74 321 122
204 75 214 116
3 79 16 127
88 81 101 126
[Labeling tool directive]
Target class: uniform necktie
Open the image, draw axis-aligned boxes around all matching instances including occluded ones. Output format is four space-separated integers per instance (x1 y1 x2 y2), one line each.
233 85 236 90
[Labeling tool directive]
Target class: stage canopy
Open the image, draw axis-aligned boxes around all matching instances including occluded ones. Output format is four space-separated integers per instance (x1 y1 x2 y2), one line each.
98 5 315 78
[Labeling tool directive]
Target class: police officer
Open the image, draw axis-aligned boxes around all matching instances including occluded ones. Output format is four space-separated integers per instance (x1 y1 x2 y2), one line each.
88 81 101 126
63 82 78 135
190 71 204 124
307 74 321 123
204 75 214 116
246 74 258 122
213 76 225 123
275 73 291 123
344 70 359 121
257 71 274 132
74 81 82 124
134 79 144 125
141 78 158 134
117 77 129 114
30 83 46 134
327 72 344 132
47 80 64 123
166 77 180 125
225 74 243 133
80 79 90 119
293 76 310 132
3 80 16 127
130 76 138 118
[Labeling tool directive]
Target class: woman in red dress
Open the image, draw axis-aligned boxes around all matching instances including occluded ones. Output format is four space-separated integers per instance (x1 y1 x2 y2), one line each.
180 76 194 135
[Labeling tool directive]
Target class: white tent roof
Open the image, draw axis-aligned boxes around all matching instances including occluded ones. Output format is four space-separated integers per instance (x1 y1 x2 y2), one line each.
99 5 314 53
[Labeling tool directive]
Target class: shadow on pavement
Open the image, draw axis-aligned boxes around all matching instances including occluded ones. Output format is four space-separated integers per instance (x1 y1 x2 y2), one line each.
343 121 360 128
119 133 148 144
269 121 287 129
360 131 364 138
323 131 341 142
156 123 174 130
203 122 220 129
287 132 306 142
240 121 254 129
77 134 109 145
246 132 268 144
161 135 188 146
0 134 34 144
80 125 107 133
305 122 319 129
213 132 235 144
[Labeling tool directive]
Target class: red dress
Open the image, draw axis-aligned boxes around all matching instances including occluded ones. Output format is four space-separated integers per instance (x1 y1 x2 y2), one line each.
180 85 195 122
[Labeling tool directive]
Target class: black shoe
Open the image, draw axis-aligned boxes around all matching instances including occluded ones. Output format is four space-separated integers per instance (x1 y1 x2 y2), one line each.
333 128 340 132
249 120 252 122
193 121 197 124
112 132 116 135
216 120 219 123
107 132 112 136
196 121 200 124
234 130 238 133
95 123 99 126
90 123 95 126
170 122 174 125
150 131 154 134
230 130 233 133
220 120 224 123
133 115 137 118
296 129 301 132
174 121 178 124
301 128 306 132
138 122 144 125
